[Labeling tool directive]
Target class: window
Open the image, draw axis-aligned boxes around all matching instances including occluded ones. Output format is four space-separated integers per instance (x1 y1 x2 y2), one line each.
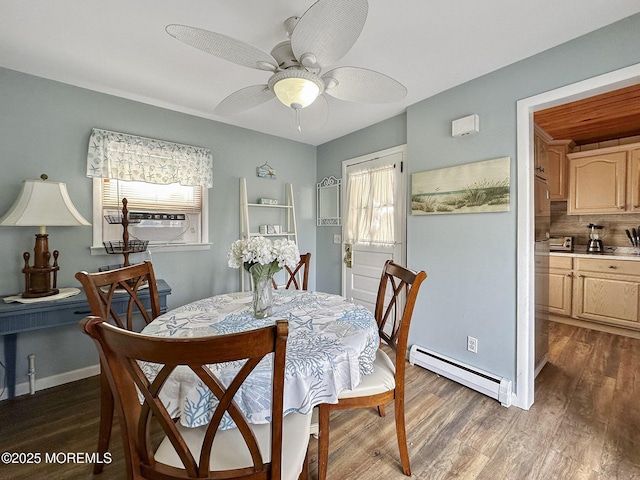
87 129 212 254
344 164 395 245
102 179 201 212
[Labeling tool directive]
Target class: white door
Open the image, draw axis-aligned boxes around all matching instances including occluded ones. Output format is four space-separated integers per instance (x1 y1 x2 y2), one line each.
342 145 407 313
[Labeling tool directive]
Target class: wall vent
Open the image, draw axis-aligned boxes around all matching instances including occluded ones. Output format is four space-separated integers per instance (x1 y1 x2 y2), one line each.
409 345 512 407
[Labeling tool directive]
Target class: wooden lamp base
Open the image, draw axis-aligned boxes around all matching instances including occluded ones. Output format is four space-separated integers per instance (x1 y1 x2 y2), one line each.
22 234 60 298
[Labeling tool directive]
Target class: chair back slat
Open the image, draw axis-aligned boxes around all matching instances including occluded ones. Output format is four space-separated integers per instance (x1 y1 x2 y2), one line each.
374 260 427 359
76 261 161 331
273 253 311 291
80 316 289 479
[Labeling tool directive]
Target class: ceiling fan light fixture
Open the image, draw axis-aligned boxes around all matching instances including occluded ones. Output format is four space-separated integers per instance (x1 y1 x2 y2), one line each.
269 70 324 109
274 78 319 108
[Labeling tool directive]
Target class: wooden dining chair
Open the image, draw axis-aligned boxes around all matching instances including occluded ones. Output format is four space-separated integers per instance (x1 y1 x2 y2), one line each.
75 261 161 474
80 317 312 480
273 253 311 290
317 260 427 480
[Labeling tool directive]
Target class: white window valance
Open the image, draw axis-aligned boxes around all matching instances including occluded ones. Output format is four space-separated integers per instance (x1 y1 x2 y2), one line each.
86 128 213 187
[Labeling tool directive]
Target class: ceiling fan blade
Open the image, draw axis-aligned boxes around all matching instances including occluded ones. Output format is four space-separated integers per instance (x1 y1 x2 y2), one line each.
166 24 278 72
214 85 275 116
291 0 368 69
322 67 407 103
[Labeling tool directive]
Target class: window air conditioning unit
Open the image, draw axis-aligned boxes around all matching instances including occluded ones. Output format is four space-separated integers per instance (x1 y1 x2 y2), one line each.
102 210 201 245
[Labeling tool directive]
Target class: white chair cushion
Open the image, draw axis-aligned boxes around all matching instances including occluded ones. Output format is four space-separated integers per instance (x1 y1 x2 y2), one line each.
309 406 319 437
338 349 396 399
155 411 311 480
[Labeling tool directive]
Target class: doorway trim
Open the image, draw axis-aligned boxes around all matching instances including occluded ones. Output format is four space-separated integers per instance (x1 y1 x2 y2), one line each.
515 63 640 409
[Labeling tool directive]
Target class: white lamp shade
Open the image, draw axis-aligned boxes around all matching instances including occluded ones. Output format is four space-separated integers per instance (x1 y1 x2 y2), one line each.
274 77 321 109
268 70 324 110
0 179 91 227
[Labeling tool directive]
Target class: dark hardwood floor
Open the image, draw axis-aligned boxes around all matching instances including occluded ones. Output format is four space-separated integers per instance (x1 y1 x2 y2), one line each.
1 322 639 479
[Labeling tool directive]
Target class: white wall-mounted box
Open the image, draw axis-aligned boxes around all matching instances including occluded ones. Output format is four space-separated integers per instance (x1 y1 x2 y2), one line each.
452 114 480 137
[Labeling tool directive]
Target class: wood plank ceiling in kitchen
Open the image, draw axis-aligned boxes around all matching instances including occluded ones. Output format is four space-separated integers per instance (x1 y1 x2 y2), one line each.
534 83 640 145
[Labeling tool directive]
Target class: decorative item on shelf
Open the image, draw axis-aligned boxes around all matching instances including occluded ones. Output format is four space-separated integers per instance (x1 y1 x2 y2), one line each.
256 162 277 179
258 198 279 205
259 224 282 234
0 174 91 298
102 198 148 267
227 236 299 318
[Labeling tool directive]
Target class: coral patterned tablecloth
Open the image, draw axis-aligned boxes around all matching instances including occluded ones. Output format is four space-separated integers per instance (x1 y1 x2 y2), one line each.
141 289 379 429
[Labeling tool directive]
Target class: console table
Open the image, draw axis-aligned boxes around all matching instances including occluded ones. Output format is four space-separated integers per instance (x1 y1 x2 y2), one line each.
0 279 171 399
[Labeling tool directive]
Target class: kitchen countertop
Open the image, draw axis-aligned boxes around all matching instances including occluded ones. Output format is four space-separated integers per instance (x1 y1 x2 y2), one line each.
551 246 640 261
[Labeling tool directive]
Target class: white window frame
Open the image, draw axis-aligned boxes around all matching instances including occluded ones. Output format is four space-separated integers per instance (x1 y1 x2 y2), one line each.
90 178 210 255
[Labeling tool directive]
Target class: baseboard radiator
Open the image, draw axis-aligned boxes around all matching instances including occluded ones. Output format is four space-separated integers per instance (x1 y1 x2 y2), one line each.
409 345 512 407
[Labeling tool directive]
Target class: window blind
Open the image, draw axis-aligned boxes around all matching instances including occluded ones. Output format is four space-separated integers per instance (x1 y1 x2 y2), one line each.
102 179 202 212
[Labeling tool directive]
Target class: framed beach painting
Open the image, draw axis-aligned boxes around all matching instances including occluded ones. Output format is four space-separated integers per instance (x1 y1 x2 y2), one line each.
411 157 511 215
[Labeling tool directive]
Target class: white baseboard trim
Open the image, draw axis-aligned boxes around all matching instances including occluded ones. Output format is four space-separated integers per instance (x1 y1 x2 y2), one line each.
1 364 100 401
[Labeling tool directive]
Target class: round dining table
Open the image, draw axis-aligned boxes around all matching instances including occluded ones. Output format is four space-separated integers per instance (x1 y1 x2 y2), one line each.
140 289 379 429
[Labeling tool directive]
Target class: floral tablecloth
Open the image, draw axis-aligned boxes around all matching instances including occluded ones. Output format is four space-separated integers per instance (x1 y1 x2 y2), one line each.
141 290 379 429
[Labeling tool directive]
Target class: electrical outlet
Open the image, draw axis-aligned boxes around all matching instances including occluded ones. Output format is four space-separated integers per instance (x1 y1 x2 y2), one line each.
467 336 478 353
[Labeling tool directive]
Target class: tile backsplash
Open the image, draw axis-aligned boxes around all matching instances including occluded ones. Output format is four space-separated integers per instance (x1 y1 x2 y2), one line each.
550 201 640 249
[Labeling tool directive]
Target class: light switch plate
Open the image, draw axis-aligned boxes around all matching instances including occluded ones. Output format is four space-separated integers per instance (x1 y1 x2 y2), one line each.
333 234 341 244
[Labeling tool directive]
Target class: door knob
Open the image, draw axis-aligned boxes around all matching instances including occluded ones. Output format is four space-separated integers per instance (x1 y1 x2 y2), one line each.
344 243 352 268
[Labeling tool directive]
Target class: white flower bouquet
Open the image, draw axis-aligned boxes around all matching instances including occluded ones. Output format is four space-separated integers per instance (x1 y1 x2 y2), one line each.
227 236 300 280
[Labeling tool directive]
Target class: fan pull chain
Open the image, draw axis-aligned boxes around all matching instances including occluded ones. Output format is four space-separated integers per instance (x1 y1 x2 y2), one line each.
295 106 302 132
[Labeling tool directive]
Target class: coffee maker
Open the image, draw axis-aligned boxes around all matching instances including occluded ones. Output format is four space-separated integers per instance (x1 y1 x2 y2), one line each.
587 223 604 253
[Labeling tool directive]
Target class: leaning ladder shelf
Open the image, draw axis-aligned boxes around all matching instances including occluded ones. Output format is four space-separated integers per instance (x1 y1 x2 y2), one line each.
239 177 298 291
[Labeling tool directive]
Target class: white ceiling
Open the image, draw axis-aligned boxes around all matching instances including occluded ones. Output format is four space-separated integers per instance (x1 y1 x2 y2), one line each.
2 1 640 146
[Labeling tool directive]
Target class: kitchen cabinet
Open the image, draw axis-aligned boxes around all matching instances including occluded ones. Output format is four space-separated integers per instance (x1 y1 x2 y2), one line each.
567 149 627 214
548 256 573 317
567 141 640 215
534 125 551 180
534 176 550 217
549 255 640 334
573 258 640 329
547 140 574 201
630 147 640 213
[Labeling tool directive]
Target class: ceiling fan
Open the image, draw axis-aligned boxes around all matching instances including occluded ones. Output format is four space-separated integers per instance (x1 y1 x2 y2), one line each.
166 0 407 131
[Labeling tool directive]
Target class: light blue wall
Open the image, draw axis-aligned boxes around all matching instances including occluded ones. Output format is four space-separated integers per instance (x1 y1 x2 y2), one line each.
317 14 640 384
0 67 316 388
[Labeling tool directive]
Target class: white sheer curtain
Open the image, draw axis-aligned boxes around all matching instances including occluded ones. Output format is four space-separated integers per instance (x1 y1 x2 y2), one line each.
344 164 395 245
86 128 213 187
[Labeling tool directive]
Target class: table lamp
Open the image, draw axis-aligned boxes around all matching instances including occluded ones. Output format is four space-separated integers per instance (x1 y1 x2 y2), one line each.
0 174 91 298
